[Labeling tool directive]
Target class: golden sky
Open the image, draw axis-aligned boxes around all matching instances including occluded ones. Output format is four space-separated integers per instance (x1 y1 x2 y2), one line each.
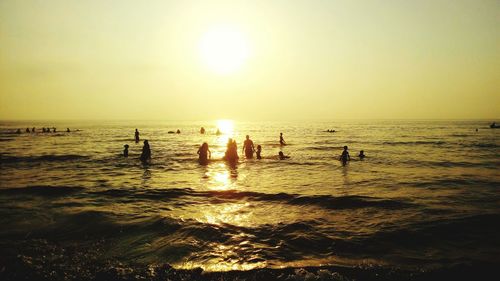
0 0 498 120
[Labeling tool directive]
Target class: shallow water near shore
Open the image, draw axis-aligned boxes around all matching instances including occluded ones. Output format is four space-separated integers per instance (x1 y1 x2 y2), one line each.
0 120 499 279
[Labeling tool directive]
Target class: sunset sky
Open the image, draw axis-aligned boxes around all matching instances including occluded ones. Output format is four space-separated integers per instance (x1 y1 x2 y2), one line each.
0 0 498 120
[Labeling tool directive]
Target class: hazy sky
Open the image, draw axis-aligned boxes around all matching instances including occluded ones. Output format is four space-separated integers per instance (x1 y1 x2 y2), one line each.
0 0 498 120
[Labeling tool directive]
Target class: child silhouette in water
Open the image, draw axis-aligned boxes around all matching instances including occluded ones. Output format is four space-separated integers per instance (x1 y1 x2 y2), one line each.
358 150 365 159
278 151 290 160
256 145 262 159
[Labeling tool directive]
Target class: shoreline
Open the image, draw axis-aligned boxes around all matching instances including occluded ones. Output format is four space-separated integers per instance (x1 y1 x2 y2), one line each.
1 240 496 281
2 257 496 281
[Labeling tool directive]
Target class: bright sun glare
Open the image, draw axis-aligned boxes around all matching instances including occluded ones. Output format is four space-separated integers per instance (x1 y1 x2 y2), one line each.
199 25 250 75
216 119 234 135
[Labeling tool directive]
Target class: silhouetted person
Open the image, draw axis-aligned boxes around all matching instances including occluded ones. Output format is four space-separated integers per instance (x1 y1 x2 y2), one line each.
135 129 140 143
67 128 71 133
475 128 478 132
358 150 365 159
256 145 262 159
280 132 286 145
490 122 499 128
216 129 221 135
197 142 211 164
26 128 30 133
339 145 350 165
200 127 205 134
242 135 255 159
176 129 181 134
52 127 56 133
32 127 35 133
16 129 21 134
140 140 151 163
278 151 290 160
224 138 239 162
42 128 46 133
123 144 129 157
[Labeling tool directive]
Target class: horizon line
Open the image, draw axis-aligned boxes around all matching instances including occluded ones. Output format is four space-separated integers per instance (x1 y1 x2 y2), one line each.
0 118 498 122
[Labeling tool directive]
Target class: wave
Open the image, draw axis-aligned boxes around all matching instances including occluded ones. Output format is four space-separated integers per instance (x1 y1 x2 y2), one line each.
1 207 498 281
0 154 90 163
465 142 498 148
357 213 500 253
305 146 343 151
8 209 497 268
409 178 500 188
0 185 414 211
0 185 84 196
199 190 414 210
86 188 414 211
383 140 447 146
399 159 498 169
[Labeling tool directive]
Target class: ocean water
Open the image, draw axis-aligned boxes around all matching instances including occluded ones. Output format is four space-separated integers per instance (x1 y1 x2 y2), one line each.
0 120 499 279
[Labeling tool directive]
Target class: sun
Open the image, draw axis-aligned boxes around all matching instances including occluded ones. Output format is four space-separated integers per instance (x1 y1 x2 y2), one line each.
216 119 234 135
199 25 250 75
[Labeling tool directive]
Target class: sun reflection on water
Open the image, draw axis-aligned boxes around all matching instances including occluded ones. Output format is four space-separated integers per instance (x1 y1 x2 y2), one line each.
203 161 239 191
216 119 234 136
214 119 235 150
201 202 251 226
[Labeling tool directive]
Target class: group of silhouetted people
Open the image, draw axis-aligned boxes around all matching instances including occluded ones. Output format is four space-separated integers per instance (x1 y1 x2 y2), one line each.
338 146 366 165
15 127 74 134
126 128 366 167
123 140 151 164
196 134 290 164
223 138 239 162
200 127 225 135
126 129 151 164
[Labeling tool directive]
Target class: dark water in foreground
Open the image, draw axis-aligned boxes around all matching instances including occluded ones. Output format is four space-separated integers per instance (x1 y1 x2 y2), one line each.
0 120 499 280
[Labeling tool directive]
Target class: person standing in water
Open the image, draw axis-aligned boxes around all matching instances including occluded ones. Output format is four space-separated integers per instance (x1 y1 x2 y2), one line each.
339 146 350 165
256 145 262 159
279 132 286 145
200 127 205 134
123 144 129 157
140 140 151 163
197 142 211 164
135 129 140 143
242 135 255 159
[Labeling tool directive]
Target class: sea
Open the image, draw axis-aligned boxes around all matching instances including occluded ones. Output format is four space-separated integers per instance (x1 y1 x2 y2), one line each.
0 120 499 280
